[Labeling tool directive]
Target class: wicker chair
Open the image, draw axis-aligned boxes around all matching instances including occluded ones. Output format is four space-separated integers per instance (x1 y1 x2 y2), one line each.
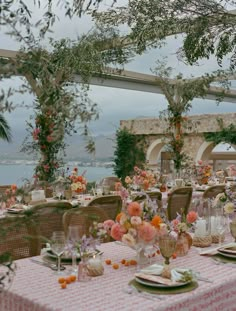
167 187 193 221
0 216 39 260
87 195 122 220
63 206 110 240
202 184 226 199
98 176 121 192
133 191 162 211
29 201 73 250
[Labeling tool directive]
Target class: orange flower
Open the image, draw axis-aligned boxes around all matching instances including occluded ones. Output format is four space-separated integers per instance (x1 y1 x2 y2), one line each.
127 202 142 217
116 212 125 223
151 215 163 229
11 184 17 191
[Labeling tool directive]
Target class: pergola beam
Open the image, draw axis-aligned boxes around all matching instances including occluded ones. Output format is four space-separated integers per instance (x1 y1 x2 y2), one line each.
1 48 236 103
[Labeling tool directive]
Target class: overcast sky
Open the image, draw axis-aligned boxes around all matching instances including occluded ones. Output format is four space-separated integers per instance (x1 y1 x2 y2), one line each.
1 0 236 148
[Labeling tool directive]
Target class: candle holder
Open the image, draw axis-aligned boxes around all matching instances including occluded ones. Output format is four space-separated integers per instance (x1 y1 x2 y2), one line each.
193 199 212 247
87 255 104 277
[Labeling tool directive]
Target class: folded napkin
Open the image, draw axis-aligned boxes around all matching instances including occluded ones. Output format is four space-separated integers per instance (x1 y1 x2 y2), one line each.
198 242 236 256
139 264 194 283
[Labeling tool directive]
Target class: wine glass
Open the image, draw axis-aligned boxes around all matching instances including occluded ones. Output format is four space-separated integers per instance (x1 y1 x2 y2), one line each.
16 194 23 205
144 245 156 265
158 234 176 266
50 231 66 275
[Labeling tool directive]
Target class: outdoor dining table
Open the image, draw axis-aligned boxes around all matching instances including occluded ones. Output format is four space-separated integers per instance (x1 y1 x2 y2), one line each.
1 241 236 311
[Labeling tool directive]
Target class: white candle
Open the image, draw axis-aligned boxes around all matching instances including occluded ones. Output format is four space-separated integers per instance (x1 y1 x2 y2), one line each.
194 219 207 237
88 256 103 270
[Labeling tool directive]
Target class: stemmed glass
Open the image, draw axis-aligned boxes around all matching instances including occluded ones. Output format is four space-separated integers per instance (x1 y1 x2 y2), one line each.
66 225 83 273
215 215 227 246
16 194 23 206
50 231 66 275
159 234 177 266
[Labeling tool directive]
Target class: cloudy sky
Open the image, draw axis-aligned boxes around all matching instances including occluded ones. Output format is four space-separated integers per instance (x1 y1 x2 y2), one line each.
1 0 236 147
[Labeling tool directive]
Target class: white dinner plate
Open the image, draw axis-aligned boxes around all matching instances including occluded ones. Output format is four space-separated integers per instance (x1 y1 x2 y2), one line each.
217 249 236 259
135 276 191 288
218 246 236 255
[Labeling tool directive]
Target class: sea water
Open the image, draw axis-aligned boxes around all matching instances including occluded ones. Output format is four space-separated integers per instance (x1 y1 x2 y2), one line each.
0 164 114 186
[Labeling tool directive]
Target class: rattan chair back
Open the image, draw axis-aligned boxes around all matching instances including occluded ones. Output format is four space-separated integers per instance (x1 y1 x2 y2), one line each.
0 216 39 260
63 206 110 240
133 191 162 211
98 176 121 191
202 184 226 199
87 195 122 220
167 187 193 221
29 201 72 248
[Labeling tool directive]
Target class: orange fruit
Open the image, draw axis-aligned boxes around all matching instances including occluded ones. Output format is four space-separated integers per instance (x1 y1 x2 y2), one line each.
65 277 71 284
105 259 112 265
124 261 130 266
58 277 66 284
69 275 76 282
130 259 137 265
172 253 177 259
156 249 160 255
112 263 119 269
121 259 126 264
61 282 67 289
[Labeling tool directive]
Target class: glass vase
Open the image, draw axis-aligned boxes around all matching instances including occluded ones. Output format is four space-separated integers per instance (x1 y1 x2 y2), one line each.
175 232 192 257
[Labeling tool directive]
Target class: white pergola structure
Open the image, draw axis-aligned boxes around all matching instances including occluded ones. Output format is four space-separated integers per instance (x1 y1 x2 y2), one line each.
1 48 236 103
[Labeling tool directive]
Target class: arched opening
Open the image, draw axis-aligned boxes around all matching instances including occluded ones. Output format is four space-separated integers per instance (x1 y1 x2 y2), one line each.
146 139 171 172
196 141 236 171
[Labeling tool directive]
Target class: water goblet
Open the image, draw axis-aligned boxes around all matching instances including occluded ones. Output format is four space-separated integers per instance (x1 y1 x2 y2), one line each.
144 245 156 265
16 195 23 205
158 234 176 266
230 222 236 242
50 231 66 275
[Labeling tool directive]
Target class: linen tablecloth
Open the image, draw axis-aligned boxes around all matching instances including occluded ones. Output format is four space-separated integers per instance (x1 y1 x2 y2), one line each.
1 241 236 311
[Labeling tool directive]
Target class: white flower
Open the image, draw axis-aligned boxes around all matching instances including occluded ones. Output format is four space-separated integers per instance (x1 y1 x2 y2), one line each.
224 202 235 214
130 216 142 226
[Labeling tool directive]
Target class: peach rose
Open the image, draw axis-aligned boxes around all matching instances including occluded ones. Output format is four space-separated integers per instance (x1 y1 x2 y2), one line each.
138 222 156 243
127 202 142 217
110 223 126 241
186 211 198 224
151 215 163 228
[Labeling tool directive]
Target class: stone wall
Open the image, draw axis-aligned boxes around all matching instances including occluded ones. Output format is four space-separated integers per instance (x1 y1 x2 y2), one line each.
120 113 236 167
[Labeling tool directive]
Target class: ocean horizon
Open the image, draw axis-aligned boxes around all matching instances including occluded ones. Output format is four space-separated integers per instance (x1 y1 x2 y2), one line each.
0 164 114 186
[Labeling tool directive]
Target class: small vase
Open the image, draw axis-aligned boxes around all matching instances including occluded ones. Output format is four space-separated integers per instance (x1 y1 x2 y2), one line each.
175 232 192 257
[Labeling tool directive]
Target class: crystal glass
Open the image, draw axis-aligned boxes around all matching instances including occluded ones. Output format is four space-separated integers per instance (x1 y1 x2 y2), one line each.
230 222 236 242
50 231 66 275
215 215 227 246
159 234 176 265
16 195 23 205
66 225 84 273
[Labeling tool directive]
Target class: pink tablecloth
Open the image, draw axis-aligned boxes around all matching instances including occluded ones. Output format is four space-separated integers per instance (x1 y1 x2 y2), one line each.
1 241 236 311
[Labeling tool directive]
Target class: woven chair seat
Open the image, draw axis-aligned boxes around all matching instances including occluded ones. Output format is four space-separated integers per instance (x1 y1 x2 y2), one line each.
87 195 122 220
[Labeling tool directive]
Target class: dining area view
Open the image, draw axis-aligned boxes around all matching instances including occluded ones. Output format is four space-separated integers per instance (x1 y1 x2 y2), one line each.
1 1 236 311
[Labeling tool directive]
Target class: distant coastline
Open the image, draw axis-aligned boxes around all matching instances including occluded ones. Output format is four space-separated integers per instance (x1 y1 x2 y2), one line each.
0 159 114 168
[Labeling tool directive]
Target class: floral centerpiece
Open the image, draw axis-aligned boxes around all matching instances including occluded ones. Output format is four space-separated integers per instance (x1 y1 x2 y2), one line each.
102 200 168 264
193 160 212 185
70 167 87 194
226 165 236 177
125 166 159 191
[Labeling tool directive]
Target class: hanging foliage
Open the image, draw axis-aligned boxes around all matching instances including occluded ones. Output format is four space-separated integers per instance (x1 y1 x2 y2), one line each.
204 119 236 146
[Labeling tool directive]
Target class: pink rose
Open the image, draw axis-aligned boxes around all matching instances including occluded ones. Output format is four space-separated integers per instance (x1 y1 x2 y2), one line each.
111 223 125 241
138 222 156 243
103 220 115 233
186 211 198 224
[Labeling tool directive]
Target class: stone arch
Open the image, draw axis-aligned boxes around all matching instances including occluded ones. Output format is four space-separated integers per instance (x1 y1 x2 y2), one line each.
195 141 215 162
146 139 165 166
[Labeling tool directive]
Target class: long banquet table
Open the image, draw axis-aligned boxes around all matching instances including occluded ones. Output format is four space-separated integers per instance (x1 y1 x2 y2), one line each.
1 241 236 311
